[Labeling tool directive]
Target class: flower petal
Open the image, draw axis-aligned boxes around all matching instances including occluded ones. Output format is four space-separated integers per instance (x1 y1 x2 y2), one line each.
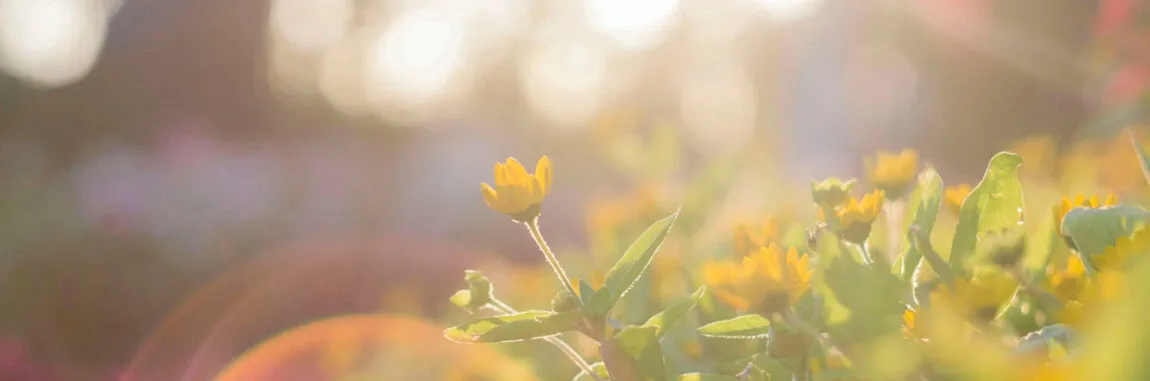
535 155 553 196
505 157 529 185
481 183 500 210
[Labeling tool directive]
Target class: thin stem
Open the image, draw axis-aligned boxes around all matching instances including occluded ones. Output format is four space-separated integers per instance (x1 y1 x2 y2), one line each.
1006 267 1064 314
782 309 854 361
792 355 810 381
736 362 756 380
885 199 904 270
912 226 956 285
526 217 581 304
488 299 602 381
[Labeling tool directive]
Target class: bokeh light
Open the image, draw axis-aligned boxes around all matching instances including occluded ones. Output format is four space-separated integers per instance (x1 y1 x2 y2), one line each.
519 27 610 129
585 0 680 50
756 0 822 23
366 7 470 117
0 0 115 88
268 0 353 53
677 54 758 153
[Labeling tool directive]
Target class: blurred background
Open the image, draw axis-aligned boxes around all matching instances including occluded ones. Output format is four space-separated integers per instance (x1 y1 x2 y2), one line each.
0 0 1147 379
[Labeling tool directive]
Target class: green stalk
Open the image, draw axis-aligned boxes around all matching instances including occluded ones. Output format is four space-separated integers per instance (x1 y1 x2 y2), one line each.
526 217 581 305
489 299 602 381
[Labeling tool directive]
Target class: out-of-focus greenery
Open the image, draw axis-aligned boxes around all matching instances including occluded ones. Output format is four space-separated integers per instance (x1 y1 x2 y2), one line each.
443 127 1150 380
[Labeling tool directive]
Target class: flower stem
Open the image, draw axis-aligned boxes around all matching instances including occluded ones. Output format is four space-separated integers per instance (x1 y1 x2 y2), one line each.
488 298 602 381
782 309 854 362
885 199 904 269
793 355 810 381
526 217 581 305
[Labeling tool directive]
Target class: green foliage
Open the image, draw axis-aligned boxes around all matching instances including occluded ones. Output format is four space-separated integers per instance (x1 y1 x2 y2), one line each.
450 270 494 313
1129 130 1150 188
643 286 707 339
677 373 739 381
949 152 1025 272
900 168 943 280
591 209 680 316
697 315 772 339
601 326 668 381
444 310 581 343
573 362 611 381
1015 324 1079 357
823 254 904 343
1061 205 1150 267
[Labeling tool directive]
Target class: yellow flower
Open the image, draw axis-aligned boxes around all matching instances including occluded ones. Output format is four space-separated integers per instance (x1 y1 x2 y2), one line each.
1091 228 1150 271
834 190 885 243
704 244 813 315
1045 255 1087 302
481 156 553 222
570 269 606 298
902 308 921 340
943 184 972 215
1053 194 1117 229
811 177 856 208
930 268 1017 323
1013 361 1072 381
867 149 918 199
733 218 782 257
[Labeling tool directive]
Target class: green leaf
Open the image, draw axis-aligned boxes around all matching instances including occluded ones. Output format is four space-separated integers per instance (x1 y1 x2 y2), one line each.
900 168 943 280
1061 205 1150 269
573 362 610 381
1015 324 1079 357
948 152 1025 272
697 315 772 339
824 255 904 343
601 326 668 381
592 210 680 316
677 373 739 381
444 310 581 343
1129 129 1150 188
811 233 851 324
643 286 706 339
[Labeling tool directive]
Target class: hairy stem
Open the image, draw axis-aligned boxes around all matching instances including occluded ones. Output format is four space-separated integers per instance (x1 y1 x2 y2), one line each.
526 217 581 305
489 299 602 381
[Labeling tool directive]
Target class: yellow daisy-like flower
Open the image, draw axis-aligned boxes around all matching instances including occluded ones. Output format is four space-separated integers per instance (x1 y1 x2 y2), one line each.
1045 255 1127 327
704 244 813 315
1053 194 1117 229
1045 255 1087 302
943 184 972 215
811 177 856 208
834 190 886 244
930 268 1018 323
733 218 782 257
867 149 919 199
481 156 553 222
1091 228 1150 271
902 308 921 339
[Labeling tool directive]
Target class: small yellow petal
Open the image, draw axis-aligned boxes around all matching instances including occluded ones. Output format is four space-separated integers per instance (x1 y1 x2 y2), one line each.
505 157 528 184
494 162 510 186
481 183 499 209
535 155 553 196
